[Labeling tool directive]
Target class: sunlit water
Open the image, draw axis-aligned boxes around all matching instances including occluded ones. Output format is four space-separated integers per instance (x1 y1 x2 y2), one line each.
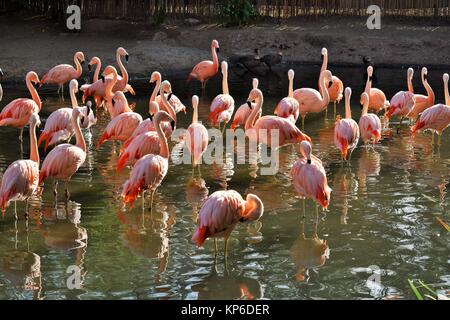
0 65 449 300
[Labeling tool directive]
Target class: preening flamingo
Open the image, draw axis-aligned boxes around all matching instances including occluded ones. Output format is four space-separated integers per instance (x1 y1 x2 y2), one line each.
0 71 41 143
411 104 450 145
40 51 85 100
39 79 96 151
0 113 40 217
192 190 264 258
188 39 220 89
320 48 344 115
121 110 174 209
407 67 435 120
361 66 389 113
359 92 382 145
231 78 260 130
186 95 209 167
293 70 333 129
208 61 235 131
274 69 300 123
290 140 331 218
152 71 186 114
245 88 311 148
39 107 87 199
101 66 132 118
334 87 360 161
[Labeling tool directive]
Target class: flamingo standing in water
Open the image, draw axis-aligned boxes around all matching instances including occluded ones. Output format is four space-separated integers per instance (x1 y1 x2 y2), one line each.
208 61 235 132
121 111 175 209
39 107 87 199
188 39 220 90
407 67 436 121
361 66 389 114
192 190 264 258
80 56 103 107
245 88 311 148
101 66 133 118
40 51 85 100
0 113 41 218
152 71 186 114
291 141 331 219
359 92 382 145
274 69 300 123
186 95 209 168
38 79 96 151
0 71 41 144
320 48 344 115
293 70 333 129
231 78 260 130
334 87 360 161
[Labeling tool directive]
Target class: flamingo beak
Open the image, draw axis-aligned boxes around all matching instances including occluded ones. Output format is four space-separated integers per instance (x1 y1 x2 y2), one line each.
0 69 3 79
149 113 153 121
88 64 92 71
307 158 312 164
167 93 173 100
170 120 175 131
216 47 220 53
101 75 105 83
80 115 86 126
80 60 85 65
125 54 129 62
321 54 324 61
246 101 252 109
424 74 428 81
369 76 373 82
112 99 115 106
328 81 333 88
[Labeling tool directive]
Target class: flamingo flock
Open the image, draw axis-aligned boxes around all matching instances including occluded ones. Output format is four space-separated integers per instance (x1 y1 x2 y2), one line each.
0 41 450 262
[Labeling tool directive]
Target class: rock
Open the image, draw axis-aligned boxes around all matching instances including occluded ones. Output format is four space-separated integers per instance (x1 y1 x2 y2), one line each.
152 31 167 41
184 18 201 26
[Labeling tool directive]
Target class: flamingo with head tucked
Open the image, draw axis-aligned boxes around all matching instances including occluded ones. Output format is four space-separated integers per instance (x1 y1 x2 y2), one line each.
192 190 264 259
40 51 85 100
274 69 300 123
293 70 333 129
361 66 389 114
0 71 41 144
320 48 344 115
208 61 235 132
186 95 209 167
359 92 382 145
407 67 435 121
334 88 360 161
231 78 260 130
0 113 41 218
188 39 220 90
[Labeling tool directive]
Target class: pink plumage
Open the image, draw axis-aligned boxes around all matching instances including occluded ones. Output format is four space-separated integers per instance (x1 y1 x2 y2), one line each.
40 52 84 88
97 111 143 148
208 61 235 127
411 104 450 137
386 91 415 121
188 40 220 89
359 93 382 145
117 131 160 172
275 69 300 123
186 95 209 166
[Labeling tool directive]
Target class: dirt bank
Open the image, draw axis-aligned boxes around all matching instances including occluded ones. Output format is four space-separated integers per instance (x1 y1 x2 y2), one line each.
1 12 450 84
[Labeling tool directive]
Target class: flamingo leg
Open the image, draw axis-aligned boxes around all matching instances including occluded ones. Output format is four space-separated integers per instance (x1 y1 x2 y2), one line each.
64 181 70 200
224 236 229 262
438 133 442 146
149 190 155 212
431 131 435 145
302 198 306 220
53 180 58 197
334 101 337 117
25 199 29 219
197 164 202 177
214 238 218 257
141 191 145 213
314 204 319 237
397 118 403 134
14 201 18 220
221 122 227 135
61 84 64 101
301 116 305 131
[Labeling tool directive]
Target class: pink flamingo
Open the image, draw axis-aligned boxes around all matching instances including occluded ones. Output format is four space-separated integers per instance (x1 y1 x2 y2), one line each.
38 79 96 151
152 71 186 114
188 39 220 90
101 66 133 118
385 69 416 133
320 48 344 115
293 70 333 129
361 66 389 113
80 56 104 107
274 69 300 123
444 73 450 106
359 92 382 145
407 67 435 120
121 110 174 209
334 87 360 161
39 107 86 199
411 104 450 145
186 95 209 167
0 71 41 143
0 113 40 218
245 88 311 148
231 78 260 130
208 61 235 131
192 190 264 258
291 140 332 217
40 51 85 100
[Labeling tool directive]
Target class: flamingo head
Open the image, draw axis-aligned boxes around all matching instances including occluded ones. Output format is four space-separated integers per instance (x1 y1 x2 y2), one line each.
88 57 100 71
154 110 175 130
149 71 162 84
299 140 313 164
407 67 414 79
360 92 370 109
367 66 374 78
345 87 352 99
288 69 295 81
148 101 159 118
211 39 219 53
160 80 172 98
241 194 264 222
26 71 40 87
69 79 79 94
444 73 449 83
247 88 263 106
117 47 129 62
75 51 85 64
29 113 41 128
102 65 117 79
321 47 327 60
221 61 228 76
192 95 199 110
73 107 85 124
422 67 428 81
252 78 259 90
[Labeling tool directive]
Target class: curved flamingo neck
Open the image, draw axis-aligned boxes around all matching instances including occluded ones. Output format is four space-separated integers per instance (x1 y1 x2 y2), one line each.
116 51 128 85
245 92 263 131
444 78 450 106
222 68 229 95
106 71 117 99
69 87 78 108
422 73 435 104
161 90 177 124
407 71 414 93
211 46 219 72
155 115 169 159
364 73 372 94
72 112 86 152
29 120 39 163
150 77 161 102
26 76 41 110
319 73 330 108
93 59 101 82
74 55 83 78
321 53 328 73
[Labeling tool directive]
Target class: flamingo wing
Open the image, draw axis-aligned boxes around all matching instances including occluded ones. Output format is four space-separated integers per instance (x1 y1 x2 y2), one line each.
0 99 39 127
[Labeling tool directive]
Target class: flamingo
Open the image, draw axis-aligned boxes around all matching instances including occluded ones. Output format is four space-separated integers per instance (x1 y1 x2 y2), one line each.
40 51 85 100
38 79 96 151
208 61 235 132
0 71 41 144
0 113 41 218
152 71 186 114
291 140 332 220
231 78 261 130
407 67 435 120
192 190 264 258
361 66 389 113
274 69 300 123
80 56 104 107
359 92 382 145
334 87 360 161
188 39 220 90
245 88 311 148
121 110 175 209
185 95 209 167
101 66 133 118
444 73 450 106
293 70 333 129
320 48 344 115
39 107 87 199
385 68 416 132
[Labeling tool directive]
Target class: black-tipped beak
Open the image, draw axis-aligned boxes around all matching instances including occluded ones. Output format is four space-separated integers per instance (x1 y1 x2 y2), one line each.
321 54 324 61
149 113 153 121
101 75 105 83
112 99 115 106
307 159 312 164
167 93 173 100
216 47 220 53
328 81 333 88
0 69 4 79
125 54 129 62
87 104 91 116
80 116 86 126
170 120 175 130
81 60 85 65
246 101 252 109
369 76 373 82
424 74 428 81
88 64 92 71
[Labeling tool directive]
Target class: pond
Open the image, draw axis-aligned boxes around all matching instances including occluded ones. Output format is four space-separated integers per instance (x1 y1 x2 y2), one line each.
0 64 449 299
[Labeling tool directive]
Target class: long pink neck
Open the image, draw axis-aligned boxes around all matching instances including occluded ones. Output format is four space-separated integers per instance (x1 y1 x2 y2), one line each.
29 121 39 163
319 73 330 108
288 76 294 98
161 90 177 125
93 59 101 82
345 95 352 119
74 55 82 78
27 76 41 110
245 92 263 131
407 71 414 94
106 71 117 99
150 77 161 102
445 78 450 106
211 46 219 72
422 73 435 104
364 73 372 94
192 104 198 124
319 53 328 95
72 113 86 152
116 52 128 86
155 115 169 159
